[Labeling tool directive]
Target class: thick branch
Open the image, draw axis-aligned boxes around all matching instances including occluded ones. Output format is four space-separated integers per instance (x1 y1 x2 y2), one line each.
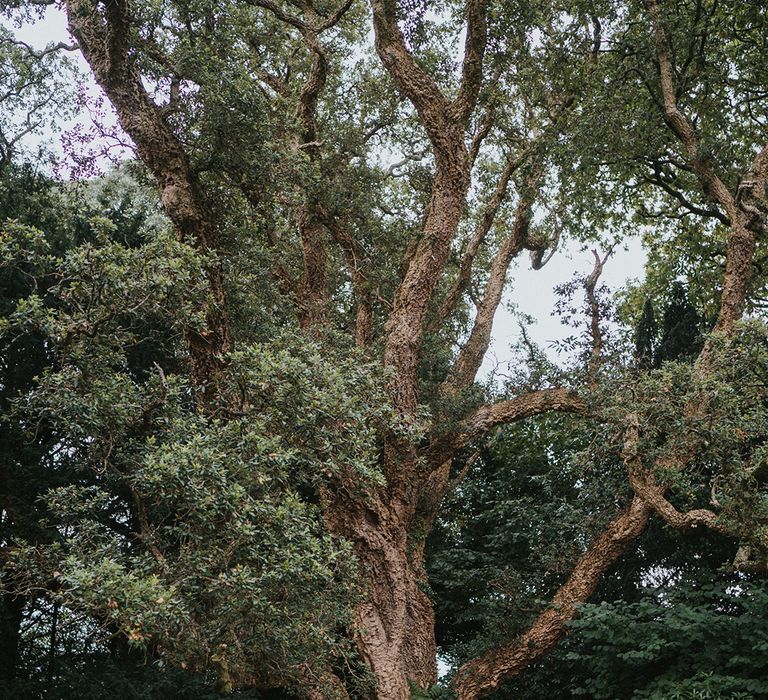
249 0 355 329
65 0 230 406
455 388 585 450
294 34 330 327
452 497 652 699
370 0 491 414
383 156 473 412
449 0 488 125
446 197 533 390
369 0 451 142
648 0 758 334
647 0 738 222
622 413 726 533
718 143 768 326
436 147 533 328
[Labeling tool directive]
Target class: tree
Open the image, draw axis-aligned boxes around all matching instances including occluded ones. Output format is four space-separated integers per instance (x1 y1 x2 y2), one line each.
1 0 767 698
634 298 657 368
655 283 703 366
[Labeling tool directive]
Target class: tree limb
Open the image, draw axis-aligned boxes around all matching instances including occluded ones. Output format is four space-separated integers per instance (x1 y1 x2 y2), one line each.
453 388 585 451
452 496 652 699
65 0 230 407
647 0 738 223
436 145 535 329
445 196 533 390
584 247 613 385
449 0 489 125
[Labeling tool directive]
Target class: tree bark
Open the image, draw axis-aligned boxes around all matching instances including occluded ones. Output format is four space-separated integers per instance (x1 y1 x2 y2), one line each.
322 490 437 699
451 497 652 699
65 0 230 407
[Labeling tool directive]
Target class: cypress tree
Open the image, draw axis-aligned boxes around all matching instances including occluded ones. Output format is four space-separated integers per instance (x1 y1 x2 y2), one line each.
655 282 703 366
634 297 658 369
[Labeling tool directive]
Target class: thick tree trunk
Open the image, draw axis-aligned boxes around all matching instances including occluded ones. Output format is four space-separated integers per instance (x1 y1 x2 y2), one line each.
384 163 469 416
323 490 437 699
354 545 436 698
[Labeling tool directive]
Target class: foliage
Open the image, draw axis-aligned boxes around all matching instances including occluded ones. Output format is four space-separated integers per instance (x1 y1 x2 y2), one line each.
0 163 390 693
0 0 767 696
567 581 768 699
427 410 627 668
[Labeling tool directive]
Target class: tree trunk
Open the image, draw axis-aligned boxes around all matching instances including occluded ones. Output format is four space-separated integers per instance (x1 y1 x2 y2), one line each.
355 545 436 699
323 490 437 699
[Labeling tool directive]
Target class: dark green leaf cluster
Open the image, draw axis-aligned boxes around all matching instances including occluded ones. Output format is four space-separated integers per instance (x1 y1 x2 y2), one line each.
567 581 768 698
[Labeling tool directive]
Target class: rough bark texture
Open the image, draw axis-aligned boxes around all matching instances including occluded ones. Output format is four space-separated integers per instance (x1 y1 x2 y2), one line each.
447 195 534 390
65 0 230 407
454 388 586 451
648 0 760 334
445 6 766 689
371 0 487 415
436 147 533 330
322 490 437 700
347 5 494 689
623 414 725 532
451 497 652 698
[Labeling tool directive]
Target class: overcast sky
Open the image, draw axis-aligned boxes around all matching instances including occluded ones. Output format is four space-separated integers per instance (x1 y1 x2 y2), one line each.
12 7 647 377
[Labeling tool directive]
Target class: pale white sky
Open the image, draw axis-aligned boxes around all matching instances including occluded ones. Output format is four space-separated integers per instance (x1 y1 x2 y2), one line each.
10 6 647 373
482 239 645 376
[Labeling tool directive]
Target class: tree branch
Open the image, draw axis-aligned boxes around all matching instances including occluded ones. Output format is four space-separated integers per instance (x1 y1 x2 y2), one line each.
467 102 496 170
622 413 727 533
445 196 533 390
369 0 451 142
317 206 374 348
452 496 652 698
65 0 230 407
453 388 585 451
647 0 738 222
584 247 613 385
449 0 489 125
647 0 758 334
436 145 535 329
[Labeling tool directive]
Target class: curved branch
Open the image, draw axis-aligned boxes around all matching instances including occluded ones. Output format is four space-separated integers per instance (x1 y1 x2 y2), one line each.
622 413 726 533
452 496 652 699
647 0 758 334
369 0 451 141
455 388 585 450
647 0 737 222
